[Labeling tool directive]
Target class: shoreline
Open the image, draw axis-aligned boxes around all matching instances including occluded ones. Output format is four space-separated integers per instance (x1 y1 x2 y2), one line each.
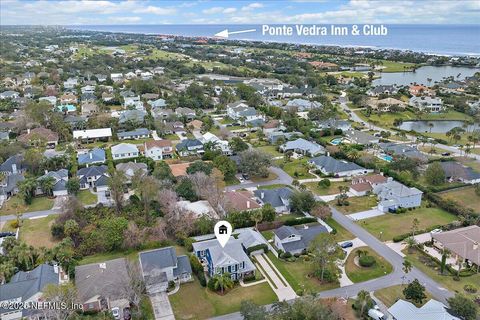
64 25 480 58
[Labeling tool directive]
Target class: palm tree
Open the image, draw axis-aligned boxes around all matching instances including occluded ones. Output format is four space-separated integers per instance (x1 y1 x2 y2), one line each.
252 210 263 231
346 149 360 161
17 178 38 204
428 122 434 133
38 176 56 197
357 290 370 315
402 259 413 285
213 273 234 294
0 261 16 284
405 237 417 253
440 248 450 275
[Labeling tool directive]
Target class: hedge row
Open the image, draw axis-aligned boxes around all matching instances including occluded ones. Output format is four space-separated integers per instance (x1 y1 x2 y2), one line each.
284 217 317 226
246 244 268 255
392 225 442 242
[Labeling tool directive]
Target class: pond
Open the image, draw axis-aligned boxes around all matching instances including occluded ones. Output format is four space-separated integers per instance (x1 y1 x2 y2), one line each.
373 66 479 86
397 120 479 133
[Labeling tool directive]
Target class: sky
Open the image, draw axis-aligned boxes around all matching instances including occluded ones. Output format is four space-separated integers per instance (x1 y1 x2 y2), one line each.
1 0 479 25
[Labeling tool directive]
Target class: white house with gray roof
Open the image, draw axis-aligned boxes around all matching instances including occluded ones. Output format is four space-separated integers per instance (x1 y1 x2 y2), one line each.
373 179 423 212
274 224 328 254
36 169 68 196
226 101 263 124
388 299 460 320
192 238 256 280
285 98 322 112
111 143 139 160
308 156 372 177
280 138 325 156
409 96 444 112
253 187 294 213
139 247 192 293
117 128 150 140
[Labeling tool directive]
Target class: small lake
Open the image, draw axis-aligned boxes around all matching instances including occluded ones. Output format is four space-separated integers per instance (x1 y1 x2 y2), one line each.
373 66 479 86
398 120 479 133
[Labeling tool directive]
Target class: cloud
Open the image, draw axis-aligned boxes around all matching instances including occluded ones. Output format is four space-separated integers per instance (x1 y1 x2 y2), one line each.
202 6 237 14
241 3 264 11
108 16 142 23
134 6 177 15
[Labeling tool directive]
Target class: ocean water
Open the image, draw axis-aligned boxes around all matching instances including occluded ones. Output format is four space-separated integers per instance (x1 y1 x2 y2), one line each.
68 24 480 56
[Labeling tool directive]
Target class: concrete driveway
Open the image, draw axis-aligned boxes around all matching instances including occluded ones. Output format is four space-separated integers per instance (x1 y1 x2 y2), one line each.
348 209 384 221
225 167 293 191
150 292 175 320
255 253 297 301
337 237 366 287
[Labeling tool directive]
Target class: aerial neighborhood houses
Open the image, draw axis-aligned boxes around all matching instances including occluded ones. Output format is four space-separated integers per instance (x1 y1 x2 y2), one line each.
0 26 479 320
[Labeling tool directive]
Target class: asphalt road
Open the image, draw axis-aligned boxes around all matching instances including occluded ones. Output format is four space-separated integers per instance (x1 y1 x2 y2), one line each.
209 207 454 320
1 208 61 222
225 166 293 191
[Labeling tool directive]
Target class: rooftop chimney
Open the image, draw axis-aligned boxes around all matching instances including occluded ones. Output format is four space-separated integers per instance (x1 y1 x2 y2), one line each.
247 201 250 209
53 264 59 274
27 128 31 134
261 192 265 199
11 163 17 174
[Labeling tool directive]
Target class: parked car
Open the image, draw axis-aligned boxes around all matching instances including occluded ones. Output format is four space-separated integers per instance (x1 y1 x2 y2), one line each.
430 228 443 234
441 152 451 156
242 173 250 180
368 308 386 320
111 307 120 320
340 241 353 248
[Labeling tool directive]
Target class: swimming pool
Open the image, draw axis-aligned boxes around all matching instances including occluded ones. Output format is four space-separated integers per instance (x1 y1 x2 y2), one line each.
378 154 393 162
330 138 343 145
56 104 76 112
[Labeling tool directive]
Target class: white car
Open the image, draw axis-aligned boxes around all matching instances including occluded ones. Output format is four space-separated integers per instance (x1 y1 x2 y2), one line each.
430 228 443 234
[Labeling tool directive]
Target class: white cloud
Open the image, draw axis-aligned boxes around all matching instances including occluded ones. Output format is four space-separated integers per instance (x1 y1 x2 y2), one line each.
223 8 237 14
108 16 142 23
241 3 264 11
134 6 177 15
203 6 237 14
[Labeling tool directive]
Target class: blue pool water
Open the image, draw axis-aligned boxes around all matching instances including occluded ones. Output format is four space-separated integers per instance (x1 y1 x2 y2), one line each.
330 138 343 145
56 104 76 112
378 154 393 162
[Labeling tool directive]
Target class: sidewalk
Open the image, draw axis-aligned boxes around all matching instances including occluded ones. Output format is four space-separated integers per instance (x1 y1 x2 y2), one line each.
255 253 297 301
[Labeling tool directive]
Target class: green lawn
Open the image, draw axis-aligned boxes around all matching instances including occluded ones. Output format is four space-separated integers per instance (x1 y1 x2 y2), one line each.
375 285 433 307
359 206 457 241
258 184 290 190
266 252 339 294
257 145 282 157
261 230 274 241
439 186 480 212
169 277 277 319
332 196 378 214
18 215 59 249
325 218 354 242
276 158 315 180
76 190 97 205
250 171 278 182
404 248 480 300
1 195 54 215
378 60 416 72
304 181 350 196
345 247 393 283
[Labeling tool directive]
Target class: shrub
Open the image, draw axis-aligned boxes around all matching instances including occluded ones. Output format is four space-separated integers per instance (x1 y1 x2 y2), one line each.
183 238 195 252
281 252 292 259
207 278 216 291
197 272 207 287
50 223 64 239
464 284 477 293
296 289 304 296
359 255 376 267
243 274 256 282
283 217 316 226
10 220 20 229
246 244 268 255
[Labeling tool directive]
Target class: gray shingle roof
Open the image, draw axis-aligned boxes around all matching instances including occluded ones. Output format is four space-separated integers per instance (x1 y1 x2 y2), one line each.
253 187 293 208
78 148 106 165
117 128 150 138
77 165 108 178
275 224 328 253
74 258 129 303
0 264 59 314
308 156 365 174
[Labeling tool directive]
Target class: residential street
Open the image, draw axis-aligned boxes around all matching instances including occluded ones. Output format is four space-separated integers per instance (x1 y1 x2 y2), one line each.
225 166 293 191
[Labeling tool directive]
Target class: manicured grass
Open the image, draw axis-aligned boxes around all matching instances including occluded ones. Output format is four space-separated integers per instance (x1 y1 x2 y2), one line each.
19 215 59 248
378 60 416 72
1 195 54 215
276 158 315 180
304 181 351 196
404 248 480 299
79 245 186 265
258 184 290 190
375 285 433 307
359 206 457 241
257 145 282 157
76 190 97 205
325 218 354 242
225 177 240 186
266 252 339 294
250 171 278 182
169 277 277 319
439 186 480 212
332 196 378 214
275 213 305 222
345 247 393 283
261 230 274 241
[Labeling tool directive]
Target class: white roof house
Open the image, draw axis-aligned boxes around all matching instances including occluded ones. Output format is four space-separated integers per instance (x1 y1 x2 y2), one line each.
176 200 218 219
388 299 460 320
111 143 139 160
73 128 112 140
